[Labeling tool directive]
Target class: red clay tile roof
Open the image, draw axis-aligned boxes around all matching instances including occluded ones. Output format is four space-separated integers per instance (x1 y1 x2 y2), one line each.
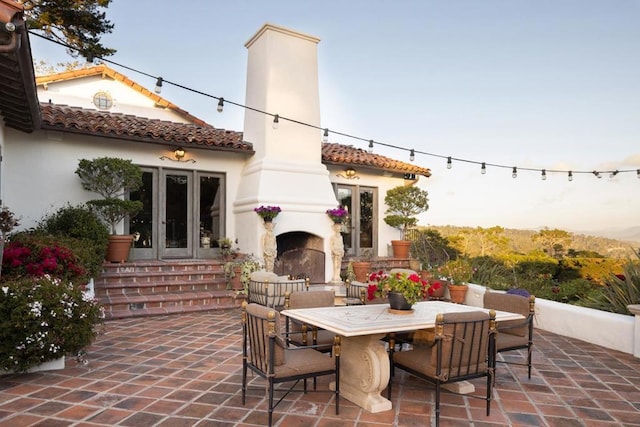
322 143 431 178
36 64 208 126
40 104 252 153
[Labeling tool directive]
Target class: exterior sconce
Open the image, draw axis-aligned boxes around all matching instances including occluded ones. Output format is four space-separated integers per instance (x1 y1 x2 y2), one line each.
337 168 359 180
160 147 196 163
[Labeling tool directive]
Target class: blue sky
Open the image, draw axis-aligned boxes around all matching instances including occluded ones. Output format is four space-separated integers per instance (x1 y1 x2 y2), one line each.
30 0 640 234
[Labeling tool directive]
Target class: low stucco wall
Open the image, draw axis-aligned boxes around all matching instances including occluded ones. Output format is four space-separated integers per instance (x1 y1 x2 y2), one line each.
463 283 636 357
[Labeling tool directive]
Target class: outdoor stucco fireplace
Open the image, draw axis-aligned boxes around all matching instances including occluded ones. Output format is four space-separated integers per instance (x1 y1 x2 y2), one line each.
274 232 325 284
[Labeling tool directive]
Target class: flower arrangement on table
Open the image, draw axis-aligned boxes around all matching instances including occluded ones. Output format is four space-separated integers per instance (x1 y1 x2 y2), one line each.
366 270 437 305
326 206 348 224
438 258 475 285
254 205 281 221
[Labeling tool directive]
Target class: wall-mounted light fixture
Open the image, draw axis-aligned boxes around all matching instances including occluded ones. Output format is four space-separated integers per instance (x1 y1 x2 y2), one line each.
160 147 196 163
337 168 360 179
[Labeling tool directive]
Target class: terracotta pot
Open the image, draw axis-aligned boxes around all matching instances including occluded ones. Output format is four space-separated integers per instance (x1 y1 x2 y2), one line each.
428 280 446 299
448 284 468 304
391 240 411 258
106 235 134 263
352 262 372 283
388 292 412 310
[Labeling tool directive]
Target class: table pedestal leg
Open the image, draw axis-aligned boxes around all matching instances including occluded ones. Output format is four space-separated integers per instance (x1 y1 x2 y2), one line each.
337 334 391 413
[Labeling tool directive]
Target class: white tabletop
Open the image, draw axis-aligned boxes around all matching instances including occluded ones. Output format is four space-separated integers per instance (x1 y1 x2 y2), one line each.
281 300 523 337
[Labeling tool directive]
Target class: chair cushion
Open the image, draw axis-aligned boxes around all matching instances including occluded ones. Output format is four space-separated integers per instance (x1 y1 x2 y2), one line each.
496 331 528 351
250 270 280 282
274 348 336 378
289 290 334 309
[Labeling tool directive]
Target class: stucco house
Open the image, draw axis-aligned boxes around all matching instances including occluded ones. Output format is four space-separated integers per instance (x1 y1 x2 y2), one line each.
0 1 430 286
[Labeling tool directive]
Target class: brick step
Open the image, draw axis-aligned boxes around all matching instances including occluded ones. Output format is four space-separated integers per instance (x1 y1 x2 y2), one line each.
97 270 224 285
101 290 246 320
100 260 225 275
95 278 230 297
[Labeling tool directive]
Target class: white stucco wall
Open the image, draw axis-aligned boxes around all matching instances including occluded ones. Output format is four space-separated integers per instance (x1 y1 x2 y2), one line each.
3 130 246 239
465 283 636 356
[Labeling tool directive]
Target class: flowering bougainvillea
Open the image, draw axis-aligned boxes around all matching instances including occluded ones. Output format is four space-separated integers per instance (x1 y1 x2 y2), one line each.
0 275 104 372
2 241 87 284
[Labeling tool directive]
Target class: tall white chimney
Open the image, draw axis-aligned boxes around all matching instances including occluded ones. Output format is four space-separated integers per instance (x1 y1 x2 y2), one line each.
235 24 339 282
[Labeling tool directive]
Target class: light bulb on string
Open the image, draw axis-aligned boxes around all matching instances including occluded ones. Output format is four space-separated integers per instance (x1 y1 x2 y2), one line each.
217 98 224 113
368 140 374 153
512 167 517 179
272 114 279 129
481 162 486 174
541 169 547 180
446 157 452 169
568 171 573 182
637 169 640 179
610 170 619 178
409 149 415 161
593 171 601 179
323 128 329 143
154 77 163 94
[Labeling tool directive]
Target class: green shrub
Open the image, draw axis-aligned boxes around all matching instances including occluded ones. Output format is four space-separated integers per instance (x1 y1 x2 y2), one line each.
0 275 104 372
36 204 108 278
581 254 640 315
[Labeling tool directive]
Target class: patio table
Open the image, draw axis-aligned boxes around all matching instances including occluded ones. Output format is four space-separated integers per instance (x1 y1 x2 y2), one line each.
281 300 524 412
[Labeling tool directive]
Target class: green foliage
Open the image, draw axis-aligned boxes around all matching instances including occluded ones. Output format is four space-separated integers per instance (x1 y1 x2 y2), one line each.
470 256 514 289
409 229 459 269
581 254 640 315
24 0 116 59
438 258 474 284
75 157 144 234
383 185 429 235
36 204 108 278
558 257 625 285
0 275 104 372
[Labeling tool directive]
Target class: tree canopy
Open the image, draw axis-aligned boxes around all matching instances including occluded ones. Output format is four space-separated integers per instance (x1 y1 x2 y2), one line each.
23 0 116 59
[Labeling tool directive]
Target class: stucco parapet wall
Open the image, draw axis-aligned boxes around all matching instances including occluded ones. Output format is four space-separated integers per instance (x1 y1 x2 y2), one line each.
245 23 320 48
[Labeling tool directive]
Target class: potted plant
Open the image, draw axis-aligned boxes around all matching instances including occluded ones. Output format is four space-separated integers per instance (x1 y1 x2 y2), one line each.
352 248 374 282
326 206 349 224
366 270 430 309
75 157 143 263
439 258 474 304
383 185 429 258
223 255 261 293
254 205 281 222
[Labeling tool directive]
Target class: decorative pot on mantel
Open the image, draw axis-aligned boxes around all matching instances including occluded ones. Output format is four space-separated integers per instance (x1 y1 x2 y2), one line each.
388 292 413 311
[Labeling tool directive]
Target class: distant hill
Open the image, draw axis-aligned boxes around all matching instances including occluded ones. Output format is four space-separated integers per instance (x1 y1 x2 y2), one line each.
424 225 639 259
575 226 640 245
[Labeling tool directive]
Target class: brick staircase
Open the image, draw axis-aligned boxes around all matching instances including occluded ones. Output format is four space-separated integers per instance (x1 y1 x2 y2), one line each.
94 260 246 319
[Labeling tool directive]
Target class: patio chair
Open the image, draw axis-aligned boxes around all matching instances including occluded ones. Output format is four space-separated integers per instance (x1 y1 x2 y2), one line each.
248 271 309 310
241 302 341 427
483 290 535 379
344 279 366 305
388 310 497 427
284 290 336 353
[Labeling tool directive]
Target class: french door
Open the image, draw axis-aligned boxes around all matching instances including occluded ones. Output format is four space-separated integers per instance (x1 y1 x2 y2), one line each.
335 184 377 257
129 168 225 259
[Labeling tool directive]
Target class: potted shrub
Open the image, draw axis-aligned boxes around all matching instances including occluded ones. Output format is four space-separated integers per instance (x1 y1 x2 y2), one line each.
75 157 143 263
383 185 429 258
439 258 474 304
352 248 374 282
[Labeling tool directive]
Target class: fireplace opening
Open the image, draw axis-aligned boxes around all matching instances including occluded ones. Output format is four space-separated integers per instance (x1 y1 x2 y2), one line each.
274 231 325 284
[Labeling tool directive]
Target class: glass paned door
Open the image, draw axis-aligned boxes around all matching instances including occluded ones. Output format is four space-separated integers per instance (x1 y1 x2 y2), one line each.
130 169 157 259
336 185 377 256
163 171 192 258
197 174 222 256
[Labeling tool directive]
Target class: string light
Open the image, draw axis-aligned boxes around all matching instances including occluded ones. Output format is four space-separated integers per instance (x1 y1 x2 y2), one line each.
512 167 518 179
409 149 415 161
568 171 573 182
481 162 486 174
27 30 639 183
323 128 329 143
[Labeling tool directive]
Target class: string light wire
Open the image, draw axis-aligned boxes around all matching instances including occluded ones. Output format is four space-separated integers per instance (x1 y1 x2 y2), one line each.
28 30 638 181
